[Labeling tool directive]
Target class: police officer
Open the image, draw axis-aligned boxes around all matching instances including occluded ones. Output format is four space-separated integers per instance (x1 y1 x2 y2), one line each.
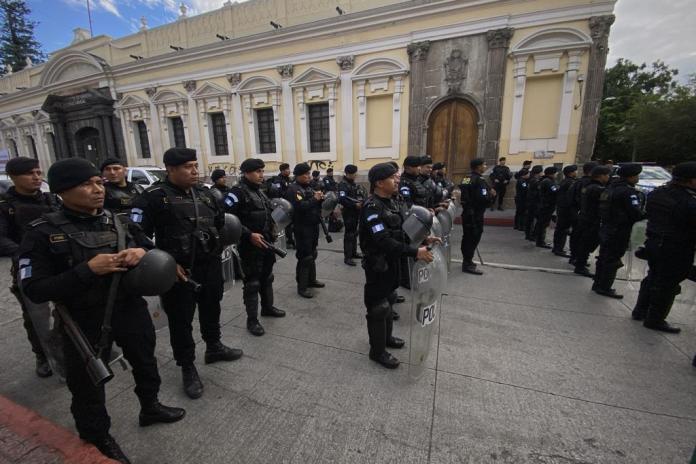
533 166 559 248
359 162 437 368
310 170 322 190
101 158 143 215
592 163 646 299
573 165 611 276
286 162 325 298
524 165 543 241
322 167 337 193
431 162 454 197
459 158 495 275
399 156 428 208
224 158 285 336
567 162 598 264
551 165 578 257
19 158 185 463
631 162 696 333
0 157 58 377
513 168 530 231
337 164 364 266
267 163 294 248
210 169 231 196
133 148 243 399
489 157 512 211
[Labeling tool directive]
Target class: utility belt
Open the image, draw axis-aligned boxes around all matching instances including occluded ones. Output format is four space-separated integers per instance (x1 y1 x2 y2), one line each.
162 227 220 261
362 252 389 273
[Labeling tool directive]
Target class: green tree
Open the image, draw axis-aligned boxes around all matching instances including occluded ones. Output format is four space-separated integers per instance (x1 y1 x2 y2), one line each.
0 0 44 74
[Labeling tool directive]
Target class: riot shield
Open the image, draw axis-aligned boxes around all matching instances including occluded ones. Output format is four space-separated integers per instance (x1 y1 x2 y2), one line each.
625 220 648 290
270 198 293 253
409 245 447 380
437 208 454 272
221 245 237 293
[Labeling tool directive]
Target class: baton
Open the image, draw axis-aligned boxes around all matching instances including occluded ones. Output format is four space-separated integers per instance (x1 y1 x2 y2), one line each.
261 238 288 258
320 218 333 243
476 247 485 265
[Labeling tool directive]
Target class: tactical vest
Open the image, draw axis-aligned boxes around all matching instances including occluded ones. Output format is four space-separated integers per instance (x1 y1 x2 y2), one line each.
237 181 273 236
579 182 604 225
359 196 404 256
154 185 220 262
400 174 428 207
646 184 696 244
104 182 143 213
289 182 321 225
1 191 56 242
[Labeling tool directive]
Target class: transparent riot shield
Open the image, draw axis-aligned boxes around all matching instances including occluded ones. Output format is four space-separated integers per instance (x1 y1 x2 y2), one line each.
409 245 447 380
17 286 66 379
271 198 293 254
437 208 454 272
625 220 648 290
221 245 236 293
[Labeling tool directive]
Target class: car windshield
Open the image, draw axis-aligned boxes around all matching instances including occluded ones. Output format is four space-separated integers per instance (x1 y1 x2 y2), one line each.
148 169 167 181
639 167 672 180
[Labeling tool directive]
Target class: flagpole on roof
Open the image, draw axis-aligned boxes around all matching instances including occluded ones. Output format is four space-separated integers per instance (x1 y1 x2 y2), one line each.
86 0 94 36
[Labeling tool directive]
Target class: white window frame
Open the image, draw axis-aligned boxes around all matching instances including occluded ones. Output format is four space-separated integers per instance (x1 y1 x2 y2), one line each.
191 82 234 161
237 76 283 162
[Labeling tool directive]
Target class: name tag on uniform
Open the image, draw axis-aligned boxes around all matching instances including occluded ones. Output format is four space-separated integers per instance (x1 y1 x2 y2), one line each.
49 233 67 243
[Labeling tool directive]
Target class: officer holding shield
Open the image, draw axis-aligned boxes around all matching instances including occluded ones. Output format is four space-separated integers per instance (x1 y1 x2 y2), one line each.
18 158 185 464
360 163 436 369
0 157 58 377
101 158 143 214
224 158 286 336
133 148 243 400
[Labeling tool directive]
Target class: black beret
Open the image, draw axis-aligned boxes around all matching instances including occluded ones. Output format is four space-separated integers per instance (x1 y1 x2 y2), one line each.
517 168 530 177
344 164 358 174
48 158 100 193
470 158 485 170
591 165 612 177
388 161 399 170
293 163 311 176
583 161 598 174
279 163 290 171
163 147 196 166
211 169 226 181
312 170 320 177
420 156 433 166
403 156 421 167
522 160 532 165
530 165 543 174
5 156 39 176
617 163 642 178
544 166 558 175
672 161 696 180
562 165 578 176
240 158 265 173
368 162 398 184
432 162 446 170
100 157 125 171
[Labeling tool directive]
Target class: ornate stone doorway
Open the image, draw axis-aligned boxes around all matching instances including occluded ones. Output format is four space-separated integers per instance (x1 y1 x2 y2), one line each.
426 98 479 182
75 127 101 165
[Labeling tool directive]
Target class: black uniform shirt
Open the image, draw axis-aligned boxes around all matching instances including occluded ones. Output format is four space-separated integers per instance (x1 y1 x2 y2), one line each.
103 181 143 214
286 181 321 226
0 187 57 256
459 172 494 217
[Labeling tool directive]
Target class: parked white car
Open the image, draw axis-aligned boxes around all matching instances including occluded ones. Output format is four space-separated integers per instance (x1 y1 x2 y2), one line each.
126 166 168 188
634 165 672 194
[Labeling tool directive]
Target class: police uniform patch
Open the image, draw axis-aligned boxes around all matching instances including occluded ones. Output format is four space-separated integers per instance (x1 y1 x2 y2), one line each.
481 188 487 195
461 178 471 185
371 223 385 234
130 208 144 223
224 193 238 206
20 265 32 280
367 214 379 221
400 186 411 196
630 194 639 206
339 191 346 197
49 233 67 243
296 193 303 201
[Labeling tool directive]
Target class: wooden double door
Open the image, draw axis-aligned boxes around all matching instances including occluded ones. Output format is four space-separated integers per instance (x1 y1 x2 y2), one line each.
426 99 479 183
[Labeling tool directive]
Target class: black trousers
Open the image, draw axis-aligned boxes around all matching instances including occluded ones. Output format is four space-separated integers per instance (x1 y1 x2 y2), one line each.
64 301 160 443
461 213 484 265
513 198 526 230
593 228 630 290
294 223 319 289
534 208 554 245
574 222 600 268
553 210 576 253
285 224 295 245
161 254 224 366
634 238 694 323
343 210 359 260
524 204 538 238
495 184 507 209
364 268 398 356
240 244 276 320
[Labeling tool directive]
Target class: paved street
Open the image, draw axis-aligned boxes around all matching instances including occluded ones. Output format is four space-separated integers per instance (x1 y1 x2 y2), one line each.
1 222 695 463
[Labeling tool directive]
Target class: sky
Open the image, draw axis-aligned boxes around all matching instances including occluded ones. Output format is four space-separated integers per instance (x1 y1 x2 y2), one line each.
24 0 696 81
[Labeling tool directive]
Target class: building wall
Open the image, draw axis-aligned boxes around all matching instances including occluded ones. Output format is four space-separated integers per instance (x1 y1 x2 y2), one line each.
0 0 616 175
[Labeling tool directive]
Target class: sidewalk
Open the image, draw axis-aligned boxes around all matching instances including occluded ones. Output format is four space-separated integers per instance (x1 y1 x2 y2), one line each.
1 225 694 463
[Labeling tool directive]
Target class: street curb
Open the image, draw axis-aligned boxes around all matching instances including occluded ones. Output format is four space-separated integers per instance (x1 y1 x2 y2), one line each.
0 394 116 463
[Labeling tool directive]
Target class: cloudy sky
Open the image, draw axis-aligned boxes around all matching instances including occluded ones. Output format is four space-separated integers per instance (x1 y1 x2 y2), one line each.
26 0 696 80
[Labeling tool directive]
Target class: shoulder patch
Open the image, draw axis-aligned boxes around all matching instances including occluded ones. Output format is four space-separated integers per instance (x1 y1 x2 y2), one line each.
460 178 471 185
367 213 379 221
28 218 47 228
224 192 239 206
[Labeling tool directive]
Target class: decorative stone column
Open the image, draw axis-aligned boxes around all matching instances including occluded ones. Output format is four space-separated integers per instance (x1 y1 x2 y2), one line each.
278 64 296 165
227 73 246 163
336 55 355 165
406 41 430 155
482 27 514 163
575 15 615 163
145 87 163 163
183 80 201 154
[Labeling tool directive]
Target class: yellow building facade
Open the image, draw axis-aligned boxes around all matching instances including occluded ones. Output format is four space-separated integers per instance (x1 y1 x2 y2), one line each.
0 0 616 180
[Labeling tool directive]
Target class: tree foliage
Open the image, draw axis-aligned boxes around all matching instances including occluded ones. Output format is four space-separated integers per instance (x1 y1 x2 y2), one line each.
595 59 696 165
0 0 44 74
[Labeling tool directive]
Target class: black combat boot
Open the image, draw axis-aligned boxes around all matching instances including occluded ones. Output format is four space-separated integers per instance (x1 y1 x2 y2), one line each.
35 353 52 378
205 341 243 364
139 401 186 426
247 319 265 336
574 264 593 277
244 285 265 335
90 435 131 464
297 258 313 298
308 260 325 288
181 365 203 399
632 280 650 320
462 262 483 275
344 258 356 266
260 280 286 318
643 320 681 334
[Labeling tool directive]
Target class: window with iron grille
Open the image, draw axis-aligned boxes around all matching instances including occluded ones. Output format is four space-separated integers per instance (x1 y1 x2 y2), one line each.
255 108 276 154
308 103 330 153
170 117 186 148
136 121 151 158
210 113 229 156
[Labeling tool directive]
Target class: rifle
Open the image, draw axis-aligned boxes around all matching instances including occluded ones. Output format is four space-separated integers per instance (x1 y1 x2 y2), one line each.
261 238 288 258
